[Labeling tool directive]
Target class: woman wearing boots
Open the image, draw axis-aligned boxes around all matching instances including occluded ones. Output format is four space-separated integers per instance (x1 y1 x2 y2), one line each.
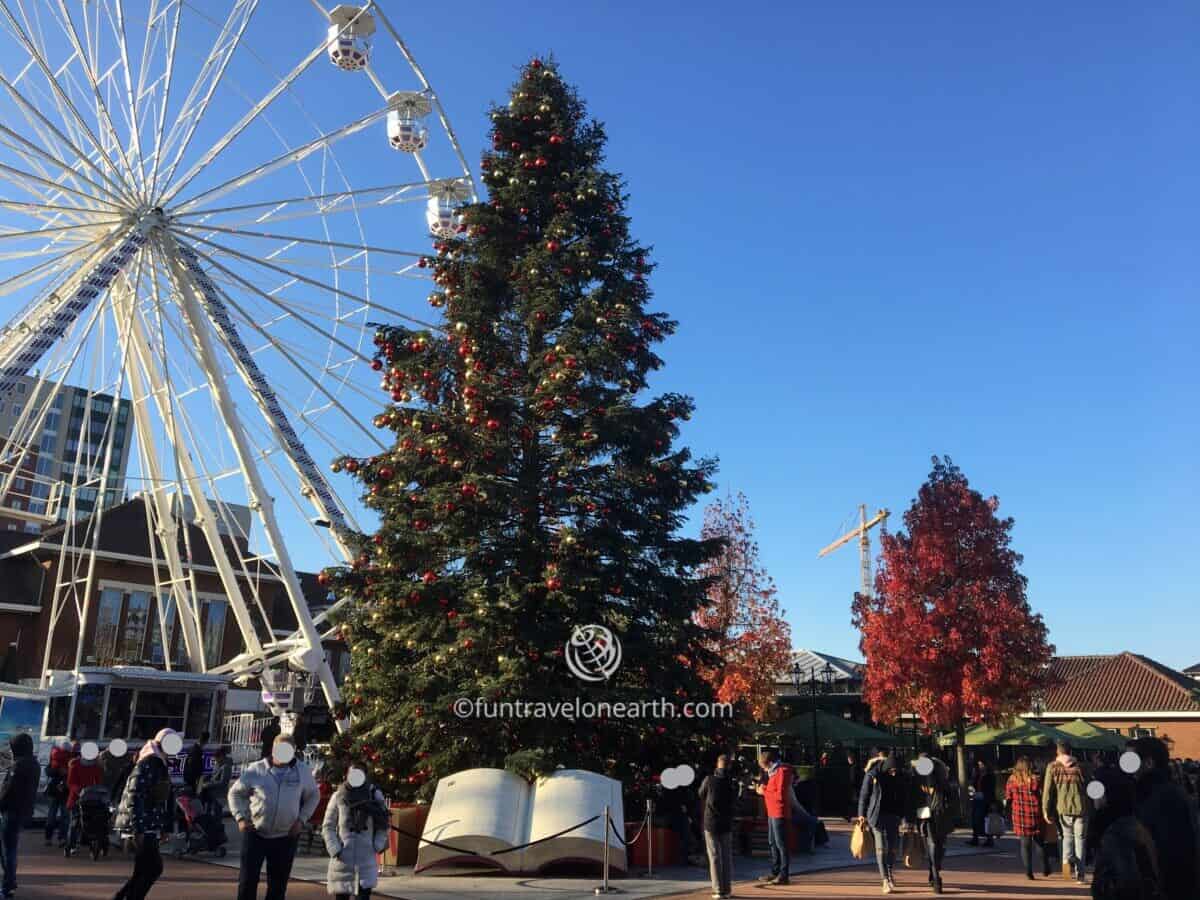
1005 756 1052 879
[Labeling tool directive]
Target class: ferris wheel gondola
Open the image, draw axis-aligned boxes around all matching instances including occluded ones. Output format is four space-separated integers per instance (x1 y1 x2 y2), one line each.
0 0 475 736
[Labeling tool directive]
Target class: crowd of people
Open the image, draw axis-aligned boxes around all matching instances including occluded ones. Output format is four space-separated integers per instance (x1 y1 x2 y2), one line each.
0 727 1196 900
0 728 388 900
688 737 1199 900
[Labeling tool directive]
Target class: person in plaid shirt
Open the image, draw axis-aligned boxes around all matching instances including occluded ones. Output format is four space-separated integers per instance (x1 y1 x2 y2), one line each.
1005 756 1052 879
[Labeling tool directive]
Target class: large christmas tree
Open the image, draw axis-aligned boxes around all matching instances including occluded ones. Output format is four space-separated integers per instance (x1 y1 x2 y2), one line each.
326 58 731 799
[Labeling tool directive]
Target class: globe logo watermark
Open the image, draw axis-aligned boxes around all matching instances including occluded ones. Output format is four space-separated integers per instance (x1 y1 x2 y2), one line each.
564 624 621 682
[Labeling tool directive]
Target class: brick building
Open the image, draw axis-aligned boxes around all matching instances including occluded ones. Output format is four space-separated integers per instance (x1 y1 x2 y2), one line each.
0 496 348 726
1039 652 1200 759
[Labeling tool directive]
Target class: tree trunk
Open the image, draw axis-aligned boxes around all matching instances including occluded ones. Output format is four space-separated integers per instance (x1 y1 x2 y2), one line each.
954 720 969 818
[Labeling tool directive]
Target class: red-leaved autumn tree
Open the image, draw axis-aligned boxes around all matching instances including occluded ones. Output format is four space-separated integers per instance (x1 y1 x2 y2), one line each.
696 493 793 719
851 457 1054 800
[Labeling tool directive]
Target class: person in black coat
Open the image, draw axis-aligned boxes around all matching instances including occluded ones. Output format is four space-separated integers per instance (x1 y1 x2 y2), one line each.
183 732 208 796
968 759 997 847
1129 737 1199 900
0 733 42 899
697 755 735 899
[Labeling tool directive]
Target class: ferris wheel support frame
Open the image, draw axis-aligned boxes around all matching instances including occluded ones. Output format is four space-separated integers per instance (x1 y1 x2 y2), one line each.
157 229 342 716
111 277 211 674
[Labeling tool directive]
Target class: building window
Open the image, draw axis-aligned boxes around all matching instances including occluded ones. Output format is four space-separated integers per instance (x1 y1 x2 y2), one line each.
0 402 6 415
51 393 63 411
184 693 213 739
106 687 134 740
202 600 228 667
93 587 154 664
11 404 21 418
39 434 56 453
1130 727 1156 738
15 382 24 395
130 690 186 739
46 696 71 736
73 684 106 739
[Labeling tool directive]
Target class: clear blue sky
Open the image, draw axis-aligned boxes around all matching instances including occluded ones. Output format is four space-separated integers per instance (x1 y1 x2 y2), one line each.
288 3 1199 668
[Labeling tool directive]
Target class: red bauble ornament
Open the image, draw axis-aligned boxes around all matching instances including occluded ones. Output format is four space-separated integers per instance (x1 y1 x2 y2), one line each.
485 419 501 431
446 610 457 619
548 134 564 145
546 577 563 591
422 570 437 584
545 240 560 253
344 459 359 473
534 157 548 168
377 467 394 482
317 571 331 586
370 358 382 371
530 58 543 69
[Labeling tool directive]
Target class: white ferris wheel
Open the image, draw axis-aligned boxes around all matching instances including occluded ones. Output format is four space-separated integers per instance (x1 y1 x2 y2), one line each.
0 0 473 727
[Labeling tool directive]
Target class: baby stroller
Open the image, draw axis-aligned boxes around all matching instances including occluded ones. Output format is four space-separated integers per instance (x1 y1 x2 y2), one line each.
172 790 227 858
71 785 112 861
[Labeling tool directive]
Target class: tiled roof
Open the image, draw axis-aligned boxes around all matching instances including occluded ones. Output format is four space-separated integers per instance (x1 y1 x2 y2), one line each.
780 649 864 683
1184 662 1200 675
1043 652 1200 714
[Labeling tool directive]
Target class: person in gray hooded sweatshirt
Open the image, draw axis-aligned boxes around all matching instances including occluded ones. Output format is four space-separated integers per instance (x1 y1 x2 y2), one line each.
229 734 319 900
322 767 389 900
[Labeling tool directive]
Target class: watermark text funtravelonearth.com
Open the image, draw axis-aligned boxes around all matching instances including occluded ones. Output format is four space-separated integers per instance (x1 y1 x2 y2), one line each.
453 697 734 720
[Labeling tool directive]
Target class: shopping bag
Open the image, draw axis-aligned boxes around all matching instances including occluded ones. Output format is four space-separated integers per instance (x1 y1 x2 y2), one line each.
985 812 1007 837
850 821 875 860
1041 819 1059 844
902 829 927 869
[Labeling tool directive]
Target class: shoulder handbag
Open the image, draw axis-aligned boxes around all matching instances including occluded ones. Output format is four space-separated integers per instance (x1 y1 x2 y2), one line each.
850 820 875 860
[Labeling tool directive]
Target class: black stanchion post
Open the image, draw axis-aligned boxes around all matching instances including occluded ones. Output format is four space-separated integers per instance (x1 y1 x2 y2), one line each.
594 804 619 895
646 799 653 878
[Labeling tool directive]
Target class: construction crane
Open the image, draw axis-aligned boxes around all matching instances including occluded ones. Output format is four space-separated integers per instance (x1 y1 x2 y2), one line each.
818 504 890 598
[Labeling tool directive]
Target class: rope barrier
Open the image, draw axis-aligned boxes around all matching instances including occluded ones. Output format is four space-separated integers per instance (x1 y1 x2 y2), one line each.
390 813 602 858
388 825 482 856
490 814 600 856
607 810 649 847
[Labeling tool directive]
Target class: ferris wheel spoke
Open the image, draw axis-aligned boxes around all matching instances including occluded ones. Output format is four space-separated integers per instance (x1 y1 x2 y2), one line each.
0 1 137 202
0 119 130 211
171 178 444 228
111 0 144 163
179 230 444 332
158 17 331 208
0 73 140 208
152 0 259 201
44 0 141 193
170 104 392 216
172 236 376 381
0 235 113 295
0 161 126 215
214 298 388 453
142 0 183 200
371 3 478 200
171 220 423 260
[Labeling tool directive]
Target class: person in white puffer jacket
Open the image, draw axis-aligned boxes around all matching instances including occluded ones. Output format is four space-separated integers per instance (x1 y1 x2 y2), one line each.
322 767 389 900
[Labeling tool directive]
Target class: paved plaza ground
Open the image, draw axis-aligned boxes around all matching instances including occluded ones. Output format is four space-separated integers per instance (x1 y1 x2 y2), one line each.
9 823 1089 899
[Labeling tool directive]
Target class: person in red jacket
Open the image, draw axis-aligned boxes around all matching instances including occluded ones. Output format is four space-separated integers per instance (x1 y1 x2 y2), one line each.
65 745 104 856
754 750 793 886
43 739 73 846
